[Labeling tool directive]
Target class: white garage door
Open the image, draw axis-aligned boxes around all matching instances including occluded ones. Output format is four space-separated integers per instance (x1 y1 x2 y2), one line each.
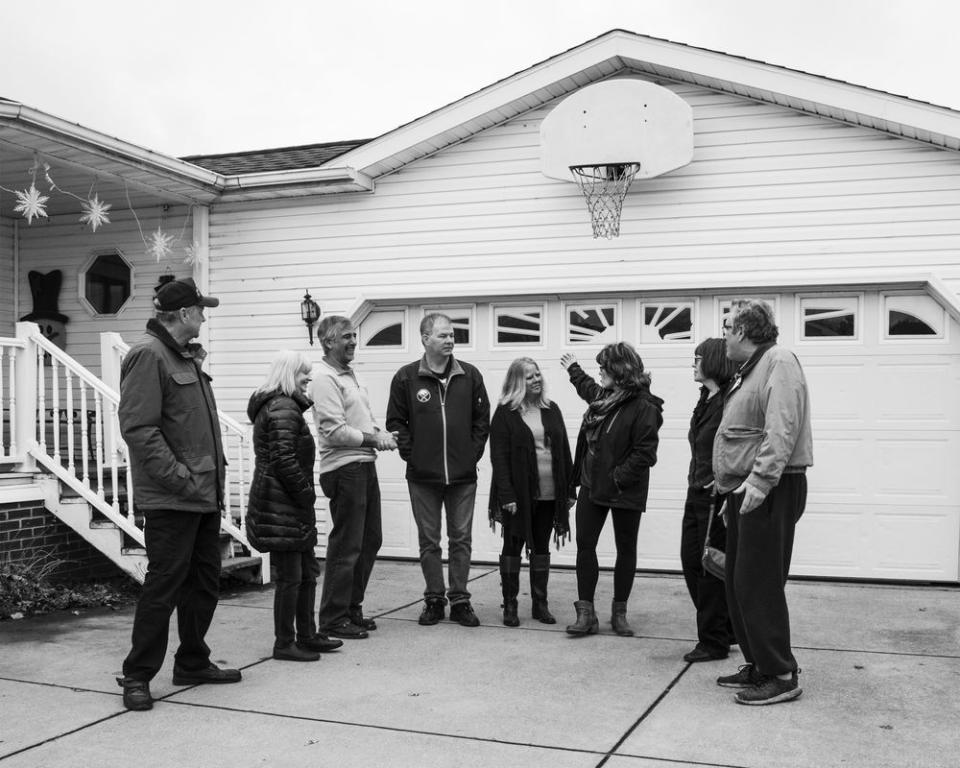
341 289 960 583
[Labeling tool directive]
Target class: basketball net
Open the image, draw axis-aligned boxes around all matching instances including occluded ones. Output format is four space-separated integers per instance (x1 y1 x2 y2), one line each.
569 163 640 239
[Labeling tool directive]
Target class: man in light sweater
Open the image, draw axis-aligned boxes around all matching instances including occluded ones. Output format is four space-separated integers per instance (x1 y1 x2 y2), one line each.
311 316 397 639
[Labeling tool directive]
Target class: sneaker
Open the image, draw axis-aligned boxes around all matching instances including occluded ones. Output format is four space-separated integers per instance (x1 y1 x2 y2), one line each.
116 677 153 711
418 599 446 626
172 663 242 686
297 633 344 652
449 602 480 627
349 608 377 631
324 620 369 639
273 643 321 662
716 664 761 688
735 671 802 706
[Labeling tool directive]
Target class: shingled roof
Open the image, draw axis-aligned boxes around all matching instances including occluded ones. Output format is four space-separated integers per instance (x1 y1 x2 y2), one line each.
182 139 371 175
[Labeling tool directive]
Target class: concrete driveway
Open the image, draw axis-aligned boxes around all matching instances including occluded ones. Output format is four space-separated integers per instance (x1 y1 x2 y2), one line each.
1 561 957 767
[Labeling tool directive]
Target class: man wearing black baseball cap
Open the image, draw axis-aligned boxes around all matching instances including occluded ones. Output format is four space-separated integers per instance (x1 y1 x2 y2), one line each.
116 276 240 711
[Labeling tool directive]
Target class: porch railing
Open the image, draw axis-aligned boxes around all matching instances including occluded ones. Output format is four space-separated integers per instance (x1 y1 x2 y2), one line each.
100 332 255 546
1 323 262 577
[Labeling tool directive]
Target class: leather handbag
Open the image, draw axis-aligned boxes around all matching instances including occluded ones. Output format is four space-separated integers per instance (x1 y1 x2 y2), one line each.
702 499 727 581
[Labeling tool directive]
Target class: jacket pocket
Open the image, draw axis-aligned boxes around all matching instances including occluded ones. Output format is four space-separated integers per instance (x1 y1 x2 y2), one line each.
716 426 764 477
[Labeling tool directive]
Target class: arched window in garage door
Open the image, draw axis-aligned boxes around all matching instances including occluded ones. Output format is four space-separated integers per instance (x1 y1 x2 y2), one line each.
360 308 405 349
883 294 945 339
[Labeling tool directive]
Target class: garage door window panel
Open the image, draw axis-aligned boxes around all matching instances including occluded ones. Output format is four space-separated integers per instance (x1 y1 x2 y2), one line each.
883 295 945 340
493 305 545 347
800 296 859 340
361 309 406 349
565 302 619 345
639 301 694 343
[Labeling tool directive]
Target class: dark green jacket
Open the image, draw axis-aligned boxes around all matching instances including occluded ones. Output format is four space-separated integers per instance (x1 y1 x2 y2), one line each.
118 319 225 513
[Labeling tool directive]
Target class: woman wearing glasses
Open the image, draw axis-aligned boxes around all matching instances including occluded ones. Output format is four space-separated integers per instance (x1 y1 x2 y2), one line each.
680 338 737 663
560 343 663 637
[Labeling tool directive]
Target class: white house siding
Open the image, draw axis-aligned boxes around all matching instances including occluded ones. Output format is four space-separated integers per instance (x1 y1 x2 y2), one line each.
204 78 960 580
0 217 14 335
14 207 194 375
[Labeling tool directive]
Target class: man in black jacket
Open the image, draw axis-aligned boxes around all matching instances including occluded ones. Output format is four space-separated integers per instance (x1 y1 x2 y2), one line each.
386 313 490 626
115 278 241 711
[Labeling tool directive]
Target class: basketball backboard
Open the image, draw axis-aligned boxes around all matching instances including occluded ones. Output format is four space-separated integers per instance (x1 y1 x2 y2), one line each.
540 79 694 182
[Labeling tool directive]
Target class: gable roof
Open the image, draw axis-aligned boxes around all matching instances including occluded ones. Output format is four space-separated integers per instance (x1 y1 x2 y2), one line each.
322 29 960 181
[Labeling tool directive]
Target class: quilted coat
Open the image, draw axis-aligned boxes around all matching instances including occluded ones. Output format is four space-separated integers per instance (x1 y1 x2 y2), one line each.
245 389 318 552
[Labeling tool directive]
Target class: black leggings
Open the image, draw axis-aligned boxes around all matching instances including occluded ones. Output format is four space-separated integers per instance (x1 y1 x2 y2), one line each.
575 492 642 602
501 499 555 557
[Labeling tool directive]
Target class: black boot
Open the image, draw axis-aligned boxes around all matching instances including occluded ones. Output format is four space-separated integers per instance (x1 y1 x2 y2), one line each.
529 554 556 624
565 600 598 636
500 555 521 627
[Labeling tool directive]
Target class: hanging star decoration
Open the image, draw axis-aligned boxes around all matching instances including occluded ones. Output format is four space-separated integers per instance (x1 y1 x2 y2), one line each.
183 239 201 266
13 184 50 225
79 195 112 232
147 226 175 262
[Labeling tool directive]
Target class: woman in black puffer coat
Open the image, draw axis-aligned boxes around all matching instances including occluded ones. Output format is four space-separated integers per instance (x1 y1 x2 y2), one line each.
246 351 341 662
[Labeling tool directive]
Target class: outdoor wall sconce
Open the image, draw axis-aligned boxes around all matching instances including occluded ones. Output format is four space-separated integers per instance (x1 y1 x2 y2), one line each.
300 290 321 345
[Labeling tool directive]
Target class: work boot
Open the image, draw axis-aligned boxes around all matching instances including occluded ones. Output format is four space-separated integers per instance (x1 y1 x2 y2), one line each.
418 598 446 626
500 555 521 627
565 600 598 636
610 600 635 637
529 554 555 624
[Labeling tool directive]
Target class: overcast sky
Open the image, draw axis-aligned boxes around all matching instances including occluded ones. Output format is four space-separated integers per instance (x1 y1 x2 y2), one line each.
3 0 959 157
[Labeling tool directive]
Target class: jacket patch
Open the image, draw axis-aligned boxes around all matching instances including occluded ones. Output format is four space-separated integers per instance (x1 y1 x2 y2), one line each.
416 388 431 403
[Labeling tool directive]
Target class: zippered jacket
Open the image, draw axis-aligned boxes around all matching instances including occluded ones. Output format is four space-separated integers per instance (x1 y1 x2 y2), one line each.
713 344 813 496
566 363 663 509
118 319 225 513
386 356 490 485
245 389 318 552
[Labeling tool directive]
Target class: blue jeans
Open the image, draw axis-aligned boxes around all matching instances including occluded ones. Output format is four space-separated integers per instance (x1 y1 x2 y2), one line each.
317 461 383 629
407 481 477 605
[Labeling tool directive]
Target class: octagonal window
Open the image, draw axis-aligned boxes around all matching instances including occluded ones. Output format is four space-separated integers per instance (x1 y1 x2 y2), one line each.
81 250 133 316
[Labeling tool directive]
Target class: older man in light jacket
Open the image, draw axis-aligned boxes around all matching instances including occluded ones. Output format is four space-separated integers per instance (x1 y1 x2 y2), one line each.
713 299 813 706
311 315 397 640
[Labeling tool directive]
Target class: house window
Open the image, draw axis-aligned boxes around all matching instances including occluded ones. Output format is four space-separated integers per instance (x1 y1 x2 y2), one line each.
80 250 132 316
360 309 405 348
884 295 944 339
424 307 473 346
494 305 543 345
566 303 618 345
801 297 858 338
639 301 693 343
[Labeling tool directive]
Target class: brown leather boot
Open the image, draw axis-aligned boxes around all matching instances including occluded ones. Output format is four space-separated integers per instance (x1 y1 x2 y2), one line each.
611 600 635 637
565 600 599 636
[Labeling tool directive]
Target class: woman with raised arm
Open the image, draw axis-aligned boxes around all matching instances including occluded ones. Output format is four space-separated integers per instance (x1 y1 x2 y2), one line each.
246 351 343 662
488 358 574 626
560 343 663 637
680 338 737 663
